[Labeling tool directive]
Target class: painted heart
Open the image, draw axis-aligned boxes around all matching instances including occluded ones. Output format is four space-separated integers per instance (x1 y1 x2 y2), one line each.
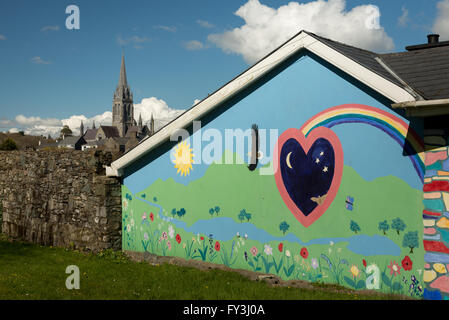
274 127 343 228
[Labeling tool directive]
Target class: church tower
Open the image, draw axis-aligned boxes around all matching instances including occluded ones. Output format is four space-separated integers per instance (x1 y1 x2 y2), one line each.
112 54 134 137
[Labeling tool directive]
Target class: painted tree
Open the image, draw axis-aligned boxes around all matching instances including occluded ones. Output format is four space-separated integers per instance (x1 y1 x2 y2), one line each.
378 220 390 235
209 208 215 217
403 231 419 253
214 206 220 215
238 209 247 223
177 208 186 218
350 220 361 234
245 212 252 222
391 218 407 235
171 208 177 218
279 221 290 235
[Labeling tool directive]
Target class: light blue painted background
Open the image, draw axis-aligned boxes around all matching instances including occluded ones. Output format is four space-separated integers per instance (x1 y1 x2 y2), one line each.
124 53 423 192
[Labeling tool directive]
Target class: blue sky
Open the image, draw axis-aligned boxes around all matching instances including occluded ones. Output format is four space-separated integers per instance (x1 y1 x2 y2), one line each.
0 0 448 136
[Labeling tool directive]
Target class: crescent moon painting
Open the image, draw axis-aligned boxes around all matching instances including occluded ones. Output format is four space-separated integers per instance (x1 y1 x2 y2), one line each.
286 152 293 169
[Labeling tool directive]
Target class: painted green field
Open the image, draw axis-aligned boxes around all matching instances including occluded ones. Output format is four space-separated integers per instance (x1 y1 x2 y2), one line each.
122 157 425 298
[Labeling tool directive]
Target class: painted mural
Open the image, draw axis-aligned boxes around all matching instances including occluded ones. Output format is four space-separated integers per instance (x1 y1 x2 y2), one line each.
122 54 425 298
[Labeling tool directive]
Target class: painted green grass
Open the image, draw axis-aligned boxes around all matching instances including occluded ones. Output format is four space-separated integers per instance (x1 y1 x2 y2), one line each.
0 236 411 300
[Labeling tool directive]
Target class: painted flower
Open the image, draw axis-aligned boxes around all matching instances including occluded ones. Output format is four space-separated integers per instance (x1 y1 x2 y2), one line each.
162 231 168 240
142 212 147 220
200 236 204 241
387 261 402 276
143 232 149 241
236 232 240 237
278 243 283 252
250 246 258 257
329 241 334 246
350 265 360 278
215 241 221 251
123 199 128 210
401 256 413 271
311 258 319 269
126 224 131 232
285 250 291 257
167 240 172 251
264 244 273 256
176 234 181 244
300 247 309 259
150 212 154 222
363 259 367 268
168 225 175 239
244 233 248 240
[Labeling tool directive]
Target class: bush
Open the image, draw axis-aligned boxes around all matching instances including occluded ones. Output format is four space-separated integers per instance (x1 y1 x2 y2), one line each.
0 138 18 151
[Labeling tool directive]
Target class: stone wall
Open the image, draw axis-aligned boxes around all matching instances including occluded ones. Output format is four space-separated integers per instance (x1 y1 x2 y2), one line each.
422 129 449 300
0 149 122 252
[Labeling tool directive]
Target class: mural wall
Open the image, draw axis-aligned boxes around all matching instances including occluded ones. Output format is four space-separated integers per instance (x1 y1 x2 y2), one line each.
122 53 425 298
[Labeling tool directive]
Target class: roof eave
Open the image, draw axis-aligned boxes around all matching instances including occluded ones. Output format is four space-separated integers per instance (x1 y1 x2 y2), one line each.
392 99 449 117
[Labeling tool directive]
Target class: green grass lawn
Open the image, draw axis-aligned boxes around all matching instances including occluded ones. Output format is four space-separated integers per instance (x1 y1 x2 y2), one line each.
0 235 413 300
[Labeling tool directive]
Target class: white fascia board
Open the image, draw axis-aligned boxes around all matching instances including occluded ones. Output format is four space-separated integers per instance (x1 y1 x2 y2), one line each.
107 32 415 177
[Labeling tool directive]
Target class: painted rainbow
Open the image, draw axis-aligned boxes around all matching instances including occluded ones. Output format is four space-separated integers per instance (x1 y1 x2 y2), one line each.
300 104 425 182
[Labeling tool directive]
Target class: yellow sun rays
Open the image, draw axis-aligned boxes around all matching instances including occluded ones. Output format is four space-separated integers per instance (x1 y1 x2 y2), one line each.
172 141 194 176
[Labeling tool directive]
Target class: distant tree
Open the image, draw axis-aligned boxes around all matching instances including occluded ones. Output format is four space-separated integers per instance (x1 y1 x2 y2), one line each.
18 131 25 136
403 231 419 253
279 221 290 235
391 218 407 235
60 125 73 138
238 209 247 223
0 138 18 151
378 220 390 235
214 206 220 215
350 220 361 234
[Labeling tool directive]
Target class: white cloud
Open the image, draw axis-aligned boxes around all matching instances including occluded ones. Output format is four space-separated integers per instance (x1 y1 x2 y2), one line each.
197 20 215 28
432 0 449 39
154 25 177 32
116 35 151 49
0 34 6 40
183 40 205 51
208 0 395 64
41 25 60 32
1 97 185 137
30 56 52 64
398 6 409 27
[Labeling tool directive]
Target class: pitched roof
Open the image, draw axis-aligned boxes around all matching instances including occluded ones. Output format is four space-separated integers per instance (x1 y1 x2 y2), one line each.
306 31 449 100
380 47 449 100
108 29 447 177
99 125 120 138
84 128 98 141
58 136 85 147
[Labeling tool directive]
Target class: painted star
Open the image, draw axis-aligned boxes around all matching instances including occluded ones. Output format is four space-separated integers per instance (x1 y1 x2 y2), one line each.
323 166 328 172
315 158 320 164
320 151 324 156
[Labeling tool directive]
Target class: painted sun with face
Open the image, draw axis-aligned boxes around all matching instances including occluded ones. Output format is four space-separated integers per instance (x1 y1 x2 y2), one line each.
172 141 194 176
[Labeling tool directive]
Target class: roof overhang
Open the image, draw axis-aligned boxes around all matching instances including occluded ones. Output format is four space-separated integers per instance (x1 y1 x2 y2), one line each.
392 99 449 117
106 30 416 177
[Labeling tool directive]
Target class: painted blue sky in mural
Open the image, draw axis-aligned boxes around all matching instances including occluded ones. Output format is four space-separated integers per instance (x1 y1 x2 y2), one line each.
0 0 447 136
124 54 423 193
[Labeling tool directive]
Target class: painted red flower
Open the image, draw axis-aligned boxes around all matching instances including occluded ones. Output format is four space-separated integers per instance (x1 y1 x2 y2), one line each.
278 243 283 252
215 241 221 251
387 260 401 276
363 259 367 268
401 256 413 271
150 212 154 222
200 236 204 241
300 247 308 259
176 234 181 244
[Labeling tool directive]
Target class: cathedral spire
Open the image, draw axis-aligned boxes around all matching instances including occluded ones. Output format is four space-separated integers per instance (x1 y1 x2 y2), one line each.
118 54 128 88
80 120 84 136
138 113 142 127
